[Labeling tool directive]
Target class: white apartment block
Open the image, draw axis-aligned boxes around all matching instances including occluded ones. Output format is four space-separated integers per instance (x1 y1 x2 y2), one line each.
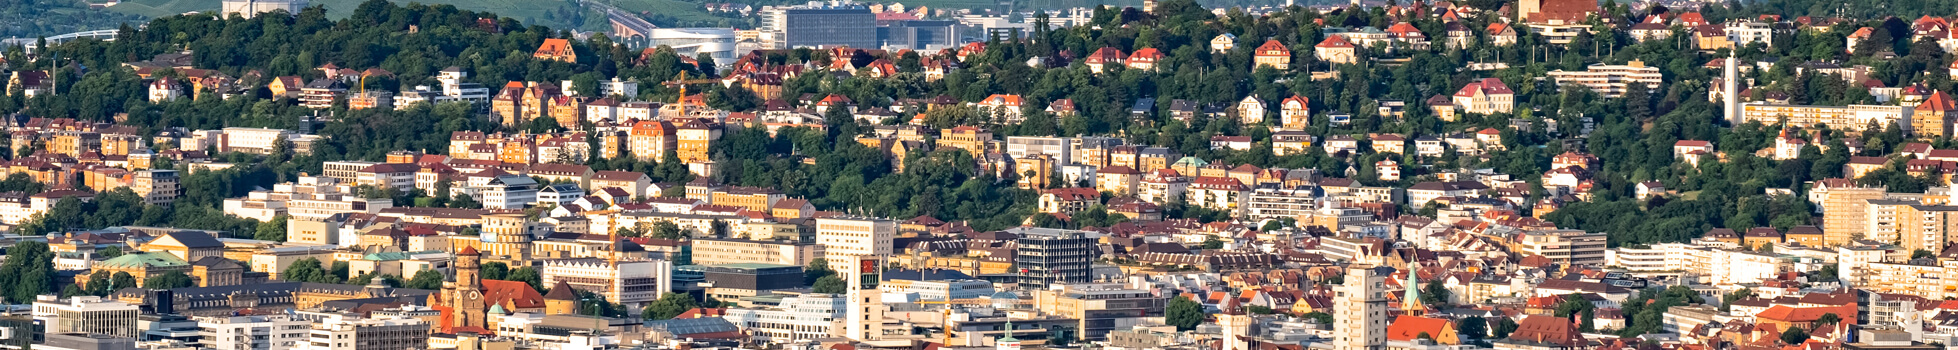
1740 102 1913 133
301 314 429 350
1725 21 1773 47
1244 186 1318 222
33 295 141 338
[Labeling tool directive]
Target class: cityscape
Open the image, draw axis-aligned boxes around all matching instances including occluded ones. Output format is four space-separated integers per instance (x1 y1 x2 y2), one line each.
0 0 1947 349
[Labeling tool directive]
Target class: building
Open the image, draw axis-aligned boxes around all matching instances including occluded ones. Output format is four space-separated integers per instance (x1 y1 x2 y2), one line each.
1451 78 1515 115
533 39 576 63
1014 228 1096 285
1819 182 1888 246
1740 102 1913 133
815 216 897 272
477 175 538 210
1254 40 1292 70
1546 60 1664 98
691 237 825 267
721 293 849 342
1516 230 1607 266
222 175 392 221
877 269 994 301
540 258 672 308
762 6 877 49
301 314 429 350
220 0 307 19
1315 35 1357 65
1335 266 1390 350
195 315 311 350
698 263 804 301
1031 284 1165 341
32 296 141 338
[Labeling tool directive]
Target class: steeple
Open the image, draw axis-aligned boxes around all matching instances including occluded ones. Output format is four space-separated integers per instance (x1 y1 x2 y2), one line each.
995 319 1022 350
1403 270 1424 316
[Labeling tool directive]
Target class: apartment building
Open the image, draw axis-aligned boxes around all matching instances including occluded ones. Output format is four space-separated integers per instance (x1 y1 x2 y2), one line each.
539 258 672 308
195 315 311 350
222 175 392 221
32 296 141 338
721 293 849 342
1515 229 1607 267
1334 266 1390 350
1897 204 1958 252
1546 60 1664 98
1819 181 1889 246
1740 102 1913 133
1244 185 1318 222
300 314 429 350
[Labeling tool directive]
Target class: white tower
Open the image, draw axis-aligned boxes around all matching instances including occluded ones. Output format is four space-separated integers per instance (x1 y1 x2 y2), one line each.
1724 50 1740 126
844 255 886 341
1336 265 1390 350
1218 297 1252 350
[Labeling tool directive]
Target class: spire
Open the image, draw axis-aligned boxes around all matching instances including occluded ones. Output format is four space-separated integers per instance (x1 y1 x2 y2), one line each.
1404 269 1423 315
998 319 1019 342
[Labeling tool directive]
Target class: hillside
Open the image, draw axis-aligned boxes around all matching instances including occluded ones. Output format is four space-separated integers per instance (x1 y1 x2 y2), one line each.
104 0 636 30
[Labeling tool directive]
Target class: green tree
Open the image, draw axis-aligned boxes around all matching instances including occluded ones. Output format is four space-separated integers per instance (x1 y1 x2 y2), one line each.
1421 280 1451 307
1781 327 1810 344
812 275 847 293
110 272 137 290
651 221 684 239
98 246 122 259
255 215 287 242
1458 317 1488 339
142 272 195 289
403 269 445 290
481 262 511 281
1303 311 1334 324
507 267 544 291
805 258 835 285
1494 317 1520 338
642 292 700 320
1165 296 1203 331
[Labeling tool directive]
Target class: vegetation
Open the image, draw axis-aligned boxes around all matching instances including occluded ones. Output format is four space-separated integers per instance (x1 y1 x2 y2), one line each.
1164 295 1203 331
0 241 55 303
641 292 699 320
811 275 846 294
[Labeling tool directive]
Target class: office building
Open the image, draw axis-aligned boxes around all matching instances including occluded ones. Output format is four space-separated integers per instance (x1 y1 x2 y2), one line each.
1516 229 1607 267
877 269 994 301
879 20 959 50
36 333 135 350
648 28 740 63
691 237 825 267
815 216 897 272
1031 284 1165 341
32 296 141 338
721 293 849 342
762 6 877 49
699 263 804 301
539 258 672 308
1013 228 1096 285
300 315 428 350
195 315 310 350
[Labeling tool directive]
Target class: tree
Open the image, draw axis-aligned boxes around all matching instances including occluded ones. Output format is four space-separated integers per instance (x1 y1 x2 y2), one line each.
255 215 287 242
1201 236 1224 249
98 246 122 259
1780 327 1810 344
110 271 137 290
1422 280 1451 307
812 275 847 293
805 258 835 285
403 269 445 290
642 292 699 320
281 258 328 283
1816 313 1842 328
481 262 511 281
142 272 195 289
651 221 683 239
1493 317 1520 338
1166 296 1203 331
507 267 543 291
1303 311 1334 324
1458 317 1489 339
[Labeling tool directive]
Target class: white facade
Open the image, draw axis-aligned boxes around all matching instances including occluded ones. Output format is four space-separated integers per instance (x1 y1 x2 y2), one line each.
33 295 141 338
814 216 897 272
222 175 392 221
722 293 849 342
196 315 312 350
540 258 673 308
221 0 307 19
477 175 539 210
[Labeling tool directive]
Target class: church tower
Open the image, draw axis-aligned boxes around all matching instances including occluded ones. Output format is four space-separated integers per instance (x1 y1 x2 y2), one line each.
448 246 489 329
1403 270 1425 316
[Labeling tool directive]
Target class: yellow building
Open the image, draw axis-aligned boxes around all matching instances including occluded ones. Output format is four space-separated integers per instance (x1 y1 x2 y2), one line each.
675 119 720 163
710 186 784 212
939 126 992 155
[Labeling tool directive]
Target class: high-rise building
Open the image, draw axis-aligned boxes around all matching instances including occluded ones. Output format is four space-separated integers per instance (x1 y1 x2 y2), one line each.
1335 266 1390 350
1822 183 1889 246
815 216 897 272
32 296 141 338
1012 228 1096 285
762 6 877 49
195 315 311 350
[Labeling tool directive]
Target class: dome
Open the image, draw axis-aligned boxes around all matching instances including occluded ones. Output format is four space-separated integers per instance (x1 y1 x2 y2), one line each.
488 304 507 315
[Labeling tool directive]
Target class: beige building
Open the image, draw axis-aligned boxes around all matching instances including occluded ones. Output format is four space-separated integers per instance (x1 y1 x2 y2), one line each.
1031 284 1166 341
1335 266 1389 350
1514 229 1607 266
815 216 897 272
1819 182 1888 246
692 237 825 267
1741 102 1913 133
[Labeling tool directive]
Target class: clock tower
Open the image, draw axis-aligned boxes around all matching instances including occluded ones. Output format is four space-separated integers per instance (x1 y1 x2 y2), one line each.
448 246 489 329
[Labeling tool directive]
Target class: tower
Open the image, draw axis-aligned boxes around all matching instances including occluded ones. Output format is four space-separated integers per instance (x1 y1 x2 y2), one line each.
1724 50 1740 126
1218 297 1252 350
447 246 489 329
995 319 1022 350
1403 270 1424 316
1336 265 1390 350
844 255 886 341
544 280 578 315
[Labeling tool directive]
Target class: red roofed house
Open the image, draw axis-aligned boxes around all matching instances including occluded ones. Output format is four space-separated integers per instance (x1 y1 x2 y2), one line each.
1127 47 1166 71
1451 78 1516 115
1279 96 1312 130
1755 304 1857 338
534 38 577 63
1084 47 1126 73
1314 35 1357 65
1387 315 1461 345
1487 23 1519 46
978 94 1026 122
1518 0 1601 44
1499 315 1586 349
1186 176 1248 211
1915 90 1958 138
1255 39 1293 69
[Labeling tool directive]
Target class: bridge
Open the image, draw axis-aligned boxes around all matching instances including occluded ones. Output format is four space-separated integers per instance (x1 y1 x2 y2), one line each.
583 0 658 48
2 29 122 52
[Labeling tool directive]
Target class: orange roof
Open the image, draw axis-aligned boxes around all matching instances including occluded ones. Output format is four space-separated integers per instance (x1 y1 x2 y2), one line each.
482 279 546 309
1756 304 1857 324
535 38 573 57
1315 35 1353 49
1258 39 1293 54
1918 90 1956 112
1386 315 1453 342
1130 47 1165 59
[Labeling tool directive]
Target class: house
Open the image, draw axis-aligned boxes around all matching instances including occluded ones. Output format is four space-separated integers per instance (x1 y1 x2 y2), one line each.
1084 47 1126 73
1038 187 1101 214
1451 78 1515 115
1210 136 1253 151
1272 132 1317 156
1376 159 1401 181
1255 39 1293 69
771 198 814 219
534 38 577 63
1674 140 1714 165
1279 96 1311 130
1694 25 1731 50
1127 48 1165 71
1314 35 1357 65
1211 33 1237 53
1487 23 1518 46
1636 181 1665 200
1237 96 1267 124
978 94 1025 122
6 71 51 97
592 171 654 198
1414 136 1445 157
1324 135 1359 155
1494 316 1585 350
1371 134 1406 154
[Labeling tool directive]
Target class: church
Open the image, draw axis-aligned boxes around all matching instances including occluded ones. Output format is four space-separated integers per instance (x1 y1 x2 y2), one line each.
429 246 548 333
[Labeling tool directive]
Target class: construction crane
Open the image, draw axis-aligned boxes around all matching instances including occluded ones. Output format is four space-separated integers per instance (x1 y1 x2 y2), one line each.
915 297 1033 347
662 71 717 118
